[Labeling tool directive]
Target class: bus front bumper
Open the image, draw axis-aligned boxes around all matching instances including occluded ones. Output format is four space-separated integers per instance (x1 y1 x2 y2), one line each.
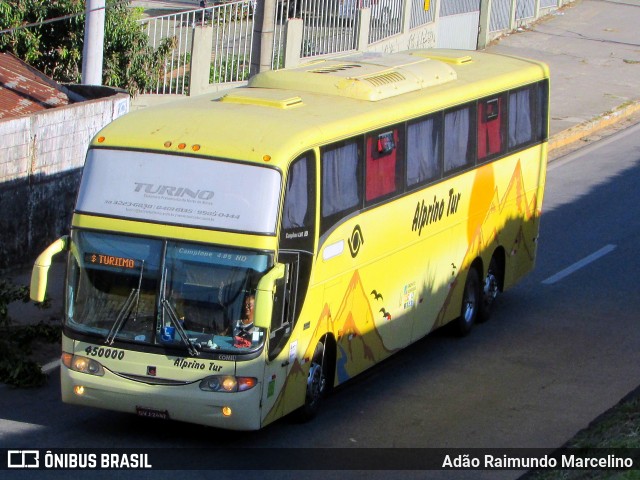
60 366 263 431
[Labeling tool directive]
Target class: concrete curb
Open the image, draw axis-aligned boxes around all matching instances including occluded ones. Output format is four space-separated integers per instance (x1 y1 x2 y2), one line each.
549 100 640 153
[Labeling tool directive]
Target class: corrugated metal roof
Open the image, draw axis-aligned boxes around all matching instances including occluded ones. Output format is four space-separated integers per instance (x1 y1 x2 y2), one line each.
0 52 71 120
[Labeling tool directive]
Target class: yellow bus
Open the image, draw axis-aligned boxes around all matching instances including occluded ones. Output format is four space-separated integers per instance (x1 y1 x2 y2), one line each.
31 49 549 430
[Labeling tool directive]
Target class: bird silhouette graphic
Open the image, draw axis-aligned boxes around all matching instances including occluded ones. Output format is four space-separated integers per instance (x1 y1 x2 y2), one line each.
370 290 383 301
379 308 391 321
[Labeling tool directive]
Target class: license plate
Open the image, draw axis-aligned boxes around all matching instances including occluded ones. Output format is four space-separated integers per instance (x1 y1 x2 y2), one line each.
136 406 170 420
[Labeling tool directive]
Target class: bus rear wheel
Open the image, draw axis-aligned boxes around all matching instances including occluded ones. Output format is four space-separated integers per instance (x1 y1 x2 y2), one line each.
479 257 500 322
454 267 481 336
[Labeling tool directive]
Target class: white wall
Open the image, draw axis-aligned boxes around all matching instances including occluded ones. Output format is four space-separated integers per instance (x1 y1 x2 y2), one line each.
0 91 129 269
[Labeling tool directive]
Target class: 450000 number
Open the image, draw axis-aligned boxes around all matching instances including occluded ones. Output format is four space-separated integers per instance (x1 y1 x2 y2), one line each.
85 346 125 360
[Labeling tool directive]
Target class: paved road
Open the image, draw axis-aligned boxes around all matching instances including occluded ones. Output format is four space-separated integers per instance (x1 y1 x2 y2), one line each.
2 121 640 478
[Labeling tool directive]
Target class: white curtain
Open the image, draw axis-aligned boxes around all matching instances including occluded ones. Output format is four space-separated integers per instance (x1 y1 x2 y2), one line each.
509 88 533 147
322 142 360 217
407 117 441 186
444 107 471 172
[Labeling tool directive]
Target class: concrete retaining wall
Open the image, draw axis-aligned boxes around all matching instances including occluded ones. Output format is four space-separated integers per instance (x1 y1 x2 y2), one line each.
0 90 130 269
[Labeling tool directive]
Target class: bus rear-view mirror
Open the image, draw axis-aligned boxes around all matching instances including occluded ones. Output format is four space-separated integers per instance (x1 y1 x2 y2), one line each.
253 263 286 329
30 236 68 302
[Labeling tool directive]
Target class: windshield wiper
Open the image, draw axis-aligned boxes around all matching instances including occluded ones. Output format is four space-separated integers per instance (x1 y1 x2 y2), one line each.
105 261 144 345
161 298 200 357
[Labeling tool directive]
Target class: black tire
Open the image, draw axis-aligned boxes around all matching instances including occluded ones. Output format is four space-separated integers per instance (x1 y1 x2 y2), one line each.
298 341 329 421
478 256 500 323
453 267 481 337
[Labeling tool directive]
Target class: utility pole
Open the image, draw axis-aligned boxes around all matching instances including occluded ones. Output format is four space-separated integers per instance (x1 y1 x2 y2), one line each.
82 0 105 85
250 0 277 76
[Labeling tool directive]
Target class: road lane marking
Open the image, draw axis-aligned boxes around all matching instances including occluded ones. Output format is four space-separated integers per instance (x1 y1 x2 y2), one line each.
542 244 617 285
0 419 45 438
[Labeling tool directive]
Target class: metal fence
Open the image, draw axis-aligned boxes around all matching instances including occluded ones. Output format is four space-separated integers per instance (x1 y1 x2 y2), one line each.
139 0 255 95
410 0 436 28
137 0 569 95
271 0 419 68
489 0 546 33
365 0 404 44
515 0 535 21
490 0 511 32
440 0 480 16
540 0 559 8
272 0 360 67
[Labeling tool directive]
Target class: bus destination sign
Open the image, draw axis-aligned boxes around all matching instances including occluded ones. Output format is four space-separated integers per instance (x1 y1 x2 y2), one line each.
84 253 138 269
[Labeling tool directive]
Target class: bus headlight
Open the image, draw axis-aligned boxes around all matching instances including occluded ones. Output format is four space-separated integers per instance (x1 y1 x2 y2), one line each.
61 352 105 376
199 375 257 393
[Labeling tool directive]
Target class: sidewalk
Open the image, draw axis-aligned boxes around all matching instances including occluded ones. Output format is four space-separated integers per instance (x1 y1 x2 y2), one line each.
485 0 640 150
4 0 640 361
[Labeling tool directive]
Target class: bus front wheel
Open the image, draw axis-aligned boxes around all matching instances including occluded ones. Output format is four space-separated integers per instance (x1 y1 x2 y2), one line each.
454 267 481 336
299 341 328 420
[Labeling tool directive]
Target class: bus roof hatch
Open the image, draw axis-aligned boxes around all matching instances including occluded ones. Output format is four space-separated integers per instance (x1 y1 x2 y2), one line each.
248 51 459 102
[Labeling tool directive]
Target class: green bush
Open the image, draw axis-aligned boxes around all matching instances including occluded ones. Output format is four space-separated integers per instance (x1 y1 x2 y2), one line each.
0 0 175 96
0 279 56 388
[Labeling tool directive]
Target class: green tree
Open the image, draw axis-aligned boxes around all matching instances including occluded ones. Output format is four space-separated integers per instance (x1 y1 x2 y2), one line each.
0 0 175 95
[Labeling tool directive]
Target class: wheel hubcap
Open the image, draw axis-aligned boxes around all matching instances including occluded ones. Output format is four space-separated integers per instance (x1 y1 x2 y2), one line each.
307 363 325 406
483 272 498 306
463 282 476 324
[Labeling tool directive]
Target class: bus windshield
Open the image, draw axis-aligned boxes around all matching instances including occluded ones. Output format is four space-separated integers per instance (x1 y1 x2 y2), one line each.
65 230 271 354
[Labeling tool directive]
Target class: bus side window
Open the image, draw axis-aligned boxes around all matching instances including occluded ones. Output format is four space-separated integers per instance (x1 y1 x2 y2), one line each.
271 153 317 360
283 155 313 231
508 85 536 149
406 114 442 188
444 103 476 173
321 139 362 234
477 95 506 162
280 154 315 322
268 263 291 360
365 127 403 203
536 80 550 142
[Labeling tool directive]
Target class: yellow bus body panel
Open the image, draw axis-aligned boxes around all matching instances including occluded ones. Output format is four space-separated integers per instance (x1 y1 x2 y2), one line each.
58 49 549 430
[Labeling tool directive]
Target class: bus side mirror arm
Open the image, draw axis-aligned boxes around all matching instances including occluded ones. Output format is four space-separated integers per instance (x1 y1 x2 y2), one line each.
253 263 287 330
30 236 69 302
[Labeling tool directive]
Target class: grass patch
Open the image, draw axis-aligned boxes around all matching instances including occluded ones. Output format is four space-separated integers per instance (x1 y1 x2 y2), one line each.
523 389 640 479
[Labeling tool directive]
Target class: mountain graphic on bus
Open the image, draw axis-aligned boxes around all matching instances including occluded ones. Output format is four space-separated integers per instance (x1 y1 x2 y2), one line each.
263 271 395 423
308 270 395 383
433 159 541 329
265 158 542 425
474 159 539 264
